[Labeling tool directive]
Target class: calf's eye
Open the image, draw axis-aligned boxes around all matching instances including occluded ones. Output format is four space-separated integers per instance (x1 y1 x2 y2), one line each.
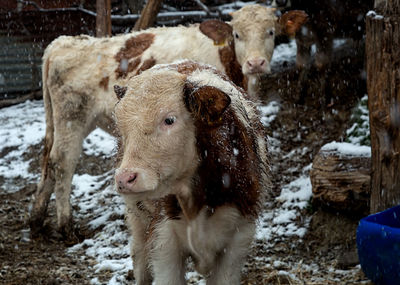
269 30 274 36
233 31 240 39
164 116 176 125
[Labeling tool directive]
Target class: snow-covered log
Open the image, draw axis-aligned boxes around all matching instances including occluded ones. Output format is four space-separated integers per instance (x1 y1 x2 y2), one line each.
310 143 371 216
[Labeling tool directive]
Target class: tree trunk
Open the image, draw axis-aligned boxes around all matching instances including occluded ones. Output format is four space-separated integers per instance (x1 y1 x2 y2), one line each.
367 0 400 213
133 0 163 31
96 0 111 37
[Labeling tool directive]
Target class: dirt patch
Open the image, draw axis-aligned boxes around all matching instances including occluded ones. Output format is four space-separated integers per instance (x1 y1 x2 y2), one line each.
0 190 93 285
304 210 359 260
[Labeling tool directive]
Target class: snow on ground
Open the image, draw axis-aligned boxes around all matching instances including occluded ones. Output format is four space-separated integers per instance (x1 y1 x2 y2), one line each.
0 100 45 193
0 97 311 284
0 98 314 284
0 40 371 284
270 40 297 68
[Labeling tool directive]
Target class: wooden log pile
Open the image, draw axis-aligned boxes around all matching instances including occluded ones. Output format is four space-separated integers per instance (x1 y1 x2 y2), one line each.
310 146 371 216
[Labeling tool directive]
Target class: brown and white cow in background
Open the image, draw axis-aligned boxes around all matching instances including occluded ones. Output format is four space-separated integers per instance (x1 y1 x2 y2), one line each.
114 60 269 285
29 4 306 237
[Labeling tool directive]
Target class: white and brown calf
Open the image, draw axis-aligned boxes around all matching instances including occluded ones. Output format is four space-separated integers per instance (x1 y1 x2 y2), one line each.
114 61 269 285
30 4 305 237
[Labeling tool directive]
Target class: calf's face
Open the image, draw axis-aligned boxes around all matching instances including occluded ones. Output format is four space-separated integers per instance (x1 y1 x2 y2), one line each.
231 5 277 75
114 72 197 198
114 68 231 199
230 5 308 75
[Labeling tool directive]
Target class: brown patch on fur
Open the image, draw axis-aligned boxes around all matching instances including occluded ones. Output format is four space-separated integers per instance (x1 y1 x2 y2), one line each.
200 20 233 46
172 60 245 92
144 196 182 243
183 85 264 218
99 76 109 91
136 57 156 75
116 33 155 59
184 83 231 126
114 85 128 100
174 61 211 75
218 45 246 89
279 10 308 36
163 195 182 220
115 33 155 78
198 109 262 217
198 20 246 89
115 57 141 79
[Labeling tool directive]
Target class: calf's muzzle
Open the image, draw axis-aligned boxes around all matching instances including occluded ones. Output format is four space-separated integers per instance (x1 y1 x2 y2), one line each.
246 57 268 74
115 170 139 193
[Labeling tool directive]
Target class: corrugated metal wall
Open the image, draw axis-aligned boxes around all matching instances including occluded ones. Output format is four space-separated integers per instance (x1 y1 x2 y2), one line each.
0 9 96 100
0 36 43 98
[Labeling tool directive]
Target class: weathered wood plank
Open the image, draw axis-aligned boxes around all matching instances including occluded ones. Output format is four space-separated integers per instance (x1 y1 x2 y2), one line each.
367 0 400 213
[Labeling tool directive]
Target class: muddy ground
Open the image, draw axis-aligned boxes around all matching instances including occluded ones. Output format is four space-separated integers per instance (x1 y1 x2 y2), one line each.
0 44 373 285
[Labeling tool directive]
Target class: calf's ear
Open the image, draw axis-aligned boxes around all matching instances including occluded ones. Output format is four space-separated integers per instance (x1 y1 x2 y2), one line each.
114 85 127 100
277 10 308 37
199 20 233 46
183 83 231 126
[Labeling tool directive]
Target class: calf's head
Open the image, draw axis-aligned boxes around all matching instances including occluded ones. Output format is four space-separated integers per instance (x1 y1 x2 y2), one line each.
204 4 307 76
231 5 307 75
114 67 231 200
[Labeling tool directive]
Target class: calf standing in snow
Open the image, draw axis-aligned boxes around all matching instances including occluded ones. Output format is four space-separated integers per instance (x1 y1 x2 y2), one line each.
30 4 304 237
114 61 270 285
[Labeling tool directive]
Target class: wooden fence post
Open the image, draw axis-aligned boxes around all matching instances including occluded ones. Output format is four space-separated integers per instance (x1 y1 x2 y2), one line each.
96 0 111 37
367 0 400 213
133 0 163 31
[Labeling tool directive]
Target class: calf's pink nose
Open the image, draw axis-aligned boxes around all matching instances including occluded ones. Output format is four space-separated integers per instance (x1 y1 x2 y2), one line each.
116 172 138 191
246 58 267 73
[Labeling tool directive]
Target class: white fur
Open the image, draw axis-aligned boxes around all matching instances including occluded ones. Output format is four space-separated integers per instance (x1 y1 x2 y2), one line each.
148 207 255 285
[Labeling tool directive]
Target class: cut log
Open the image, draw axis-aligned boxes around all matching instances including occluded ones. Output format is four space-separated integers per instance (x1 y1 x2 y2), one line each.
310 145 371 216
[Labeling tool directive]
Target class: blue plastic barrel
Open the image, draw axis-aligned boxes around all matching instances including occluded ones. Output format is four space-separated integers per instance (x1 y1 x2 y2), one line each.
356 205 400 285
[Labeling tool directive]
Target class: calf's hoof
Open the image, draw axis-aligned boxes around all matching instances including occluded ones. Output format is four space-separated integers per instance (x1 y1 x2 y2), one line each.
29 210 47 237
57 217 82 245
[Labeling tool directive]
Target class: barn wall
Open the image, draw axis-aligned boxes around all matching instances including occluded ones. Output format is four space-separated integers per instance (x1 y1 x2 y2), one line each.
0 36 42 97
0 9 96 99
0 0 94 12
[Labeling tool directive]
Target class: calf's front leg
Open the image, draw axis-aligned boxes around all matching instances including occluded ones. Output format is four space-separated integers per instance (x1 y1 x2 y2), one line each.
151 219 186 285
206 221 255 285
126 205 153 285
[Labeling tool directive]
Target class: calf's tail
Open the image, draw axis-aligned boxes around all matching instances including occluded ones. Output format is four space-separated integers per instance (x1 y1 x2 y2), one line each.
40 53 54 179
